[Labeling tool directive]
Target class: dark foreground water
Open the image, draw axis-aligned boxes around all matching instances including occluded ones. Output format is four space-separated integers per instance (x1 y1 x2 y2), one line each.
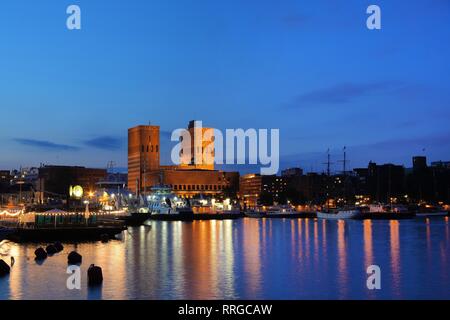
1 217 449 300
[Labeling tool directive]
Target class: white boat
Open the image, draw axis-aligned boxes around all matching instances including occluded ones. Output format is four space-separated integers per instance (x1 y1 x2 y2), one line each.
317 208 362 220
147 186 194 221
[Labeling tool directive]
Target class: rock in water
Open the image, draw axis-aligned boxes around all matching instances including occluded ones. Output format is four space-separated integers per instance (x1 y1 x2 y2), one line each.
0 260 10 276
46 244 58 255
87 264 103 286
54 242 64 252
100 234 109 243
35 247 48 260
68 251 82 265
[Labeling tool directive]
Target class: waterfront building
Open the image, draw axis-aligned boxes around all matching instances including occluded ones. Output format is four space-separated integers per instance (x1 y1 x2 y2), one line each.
0 170 11 183
431 161 450 169
162 168 239 198
407 156 450 202
284 172 328 205
128 121 239 198
36 165 107 203
0 171 11 194
128 125 161 193
239 174 288 207
178 120 215 171
413 156 428 171
353 162 406 203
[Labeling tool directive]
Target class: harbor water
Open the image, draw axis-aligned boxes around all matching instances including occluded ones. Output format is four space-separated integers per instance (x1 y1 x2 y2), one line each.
1 217 449 300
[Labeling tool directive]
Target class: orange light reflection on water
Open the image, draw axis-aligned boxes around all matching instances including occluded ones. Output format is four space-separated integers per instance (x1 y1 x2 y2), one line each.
337 220 348 298
390 220 401 298
363 220 373 267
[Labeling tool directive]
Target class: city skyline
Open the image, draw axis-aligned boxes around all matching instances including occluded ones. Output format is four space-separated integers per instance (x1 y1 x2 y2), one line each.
1 0 450 171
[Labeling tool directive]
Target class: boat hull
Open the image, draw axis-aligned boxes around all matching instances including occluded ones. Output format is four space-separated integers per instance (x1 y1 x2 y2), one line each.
150 210 194 222
416 211 448 218
193 213 244 220
317 210 362 220
245 212 316 219
117 212 152 226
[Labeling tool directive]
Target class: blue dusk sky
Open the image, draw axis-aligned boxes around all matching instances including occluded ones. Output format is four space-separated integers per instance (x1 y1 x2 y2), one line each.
0 0 449 173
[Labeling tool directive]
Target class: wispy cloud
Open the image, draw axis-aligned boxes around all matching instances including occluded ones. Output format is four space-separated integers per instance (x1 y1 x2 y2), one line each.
355 132 450 151
83 136 123 151
14 138 79 151
289 81 403 107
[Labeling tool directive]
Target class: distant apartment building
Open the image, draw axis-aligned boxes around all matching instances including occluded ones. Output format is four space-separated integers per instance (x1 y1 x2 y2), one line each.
431 161 450 169
0 170 11 187
96 172 128 192
128 121 239 198
407 156 450 202
281 167 303 177
413 156 428 172
239 174 288 207
353 161 406 203
0 170 12 196
284 172 328 204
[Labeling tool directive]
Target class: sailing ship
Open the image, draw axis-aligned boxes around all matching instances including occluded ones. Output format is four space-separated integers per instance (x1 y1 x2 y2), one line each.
316 148 363 220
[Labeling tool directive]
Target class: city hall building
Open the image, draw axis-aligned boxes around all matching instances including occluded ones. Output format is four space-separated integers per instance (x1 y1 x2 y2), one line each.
128 121 239 198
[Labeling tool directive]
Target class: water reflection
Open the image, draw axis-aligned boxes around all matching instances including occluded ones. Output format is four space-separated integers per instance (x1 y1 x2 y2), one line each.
337 220 348 299
242 219 262 298
363 220 373 267
389 220 401 298
0 218 449 300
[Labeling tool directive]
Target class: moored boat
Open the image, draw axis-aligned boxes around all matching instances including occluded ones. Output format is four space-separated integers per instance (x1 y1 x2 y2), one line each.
317 208 362 220
147 186 194 221
245 205 316 219
3 209 126 242
359 204 415 220
414 204 448 218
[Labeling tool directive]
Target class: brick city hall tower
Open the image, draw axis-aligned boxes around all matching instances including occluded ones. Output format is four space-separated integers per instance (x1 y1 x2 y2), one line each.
128 125 160 194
